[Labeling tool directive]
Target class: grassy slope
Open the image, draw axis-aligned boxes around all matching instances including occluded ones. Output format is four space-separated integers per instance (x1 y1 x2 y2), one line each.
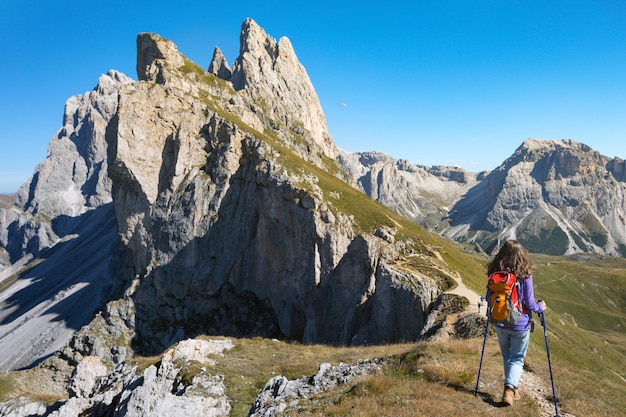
170 301 625 417
529 254 626 415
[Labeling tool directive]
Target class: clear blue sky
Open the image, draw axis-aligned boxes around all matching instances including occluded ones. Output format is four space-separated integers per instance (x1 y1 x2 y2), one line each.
1 1 625 193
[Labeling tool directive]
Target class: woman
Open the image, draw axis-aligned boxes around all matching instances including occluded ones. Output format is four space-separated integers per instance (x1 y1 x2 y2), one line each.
486 240 546 406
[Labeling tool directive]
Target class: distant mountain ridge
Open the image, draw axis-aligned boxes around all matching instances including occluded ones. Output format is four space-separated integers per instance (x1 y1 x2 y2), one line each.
449 138 626 255
338 139 626 256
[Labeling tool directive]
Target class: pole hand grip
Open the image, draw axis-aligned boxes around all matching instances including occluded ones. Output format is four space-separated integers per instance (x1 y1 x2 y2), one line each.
537 298 545 318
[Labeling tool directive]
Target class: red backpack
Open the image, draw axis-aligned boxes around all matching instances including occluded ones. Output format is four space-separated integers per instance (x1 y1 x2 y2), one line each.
487 270 524 325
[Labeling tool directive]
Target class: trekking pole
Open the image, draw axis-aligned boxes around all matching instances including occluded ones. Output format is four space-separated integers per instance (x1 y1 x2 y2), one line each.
474 311 490 396
539 304 560 417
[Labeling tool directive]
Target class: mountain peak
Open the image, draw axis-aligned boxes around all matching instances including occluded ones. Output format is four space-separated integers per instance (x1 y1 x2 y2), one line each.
519 138 594 155
499 138 605 178
136 20 336 159
229 18 337 158
136 32 185 83
208 46 232 79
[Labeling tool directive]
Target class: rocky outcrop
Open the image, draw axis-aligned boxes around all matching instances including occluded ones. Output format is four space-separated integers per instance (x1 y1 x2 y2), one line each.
105 26 447 355
0 339 233 417
208 47 232 80
219 18 337 159
0 338 389 417
249 358 383 417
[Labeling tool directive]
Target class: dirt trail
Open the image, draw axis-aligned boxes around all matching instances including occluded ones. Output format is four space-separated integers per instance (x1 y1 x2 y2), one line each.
520 371 575 417
447 271 485 315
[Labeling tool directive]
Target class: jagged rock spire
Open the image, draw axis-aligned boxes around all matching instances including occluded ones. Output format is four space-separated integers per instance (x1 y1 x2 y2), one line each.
208 46 232 79
227 18 337 158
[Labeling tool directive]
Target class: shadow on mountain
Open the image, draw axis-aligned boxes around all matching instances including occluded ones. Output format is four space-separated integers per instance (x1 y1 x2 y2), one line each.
0 204 122 369
129 179 288 355
0 204 118 326
447 179 498 231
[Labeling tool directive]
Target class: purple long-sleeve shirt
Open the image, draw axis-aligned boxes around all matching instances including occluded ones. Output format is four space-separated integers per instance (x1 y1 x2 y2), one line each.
486 274 545 332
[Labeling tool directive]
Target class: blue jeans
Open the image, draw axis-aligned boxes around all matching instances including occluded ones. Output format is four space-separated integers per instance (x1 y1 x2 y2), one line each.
494 326 530 388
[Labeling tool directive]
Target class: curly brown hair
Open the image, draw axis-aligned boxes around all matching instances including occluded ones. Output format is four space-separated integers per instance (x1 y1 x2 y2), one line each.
487 240 533 278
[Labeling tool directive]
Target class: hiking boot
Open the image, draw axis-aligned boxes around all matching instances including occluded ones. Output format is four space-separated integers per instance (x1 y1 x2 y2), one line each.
501 387 515 406
513 388 521 400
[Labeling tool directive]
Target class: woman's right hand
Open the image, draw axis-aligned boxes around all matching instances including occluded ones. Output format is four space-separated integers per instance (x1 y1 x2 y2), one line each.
538 299 547 310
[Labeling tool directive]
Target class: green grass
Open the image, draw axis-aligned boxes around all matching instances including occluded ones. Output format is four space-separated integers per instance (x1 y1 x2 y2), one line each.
211 337 560 417
179 57 235 94
523 254 626 415
206 338 415 417
532 254 626 335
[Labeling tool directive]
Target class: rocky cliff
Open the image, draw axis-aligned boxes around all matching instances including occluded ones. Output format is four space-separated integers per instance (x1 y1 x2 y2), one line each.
105 21 448 357
0 70 132 267
0 19 457 378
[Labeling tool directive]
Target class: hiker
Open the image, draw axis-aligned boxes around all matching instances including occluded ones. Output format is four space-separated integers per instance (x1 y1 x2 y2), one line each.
485 240 546 406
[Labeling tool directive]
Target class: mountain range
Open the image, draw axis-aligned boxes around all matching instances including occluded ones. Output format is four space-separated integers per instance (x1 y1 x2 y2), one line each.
0 18 623 416
338 139 626 257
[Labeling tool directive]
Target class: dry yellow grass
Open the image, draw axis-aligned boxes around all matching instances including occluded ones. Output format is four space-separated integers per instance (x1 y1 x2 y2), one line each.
210 337 585 417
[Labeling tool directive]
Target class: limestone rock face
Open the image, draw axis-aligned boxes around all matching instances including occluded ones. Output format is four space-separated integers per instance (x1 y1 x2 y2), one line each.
24 339 233 417
446 139 626 255
108 71 440 352
19 70 132 218
208 47 232 79
68 356 108 398
137 33 185 85
99 22 448 355
225 18 337 159
0 70 132 264
249 359 383 416
337 150 479 230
